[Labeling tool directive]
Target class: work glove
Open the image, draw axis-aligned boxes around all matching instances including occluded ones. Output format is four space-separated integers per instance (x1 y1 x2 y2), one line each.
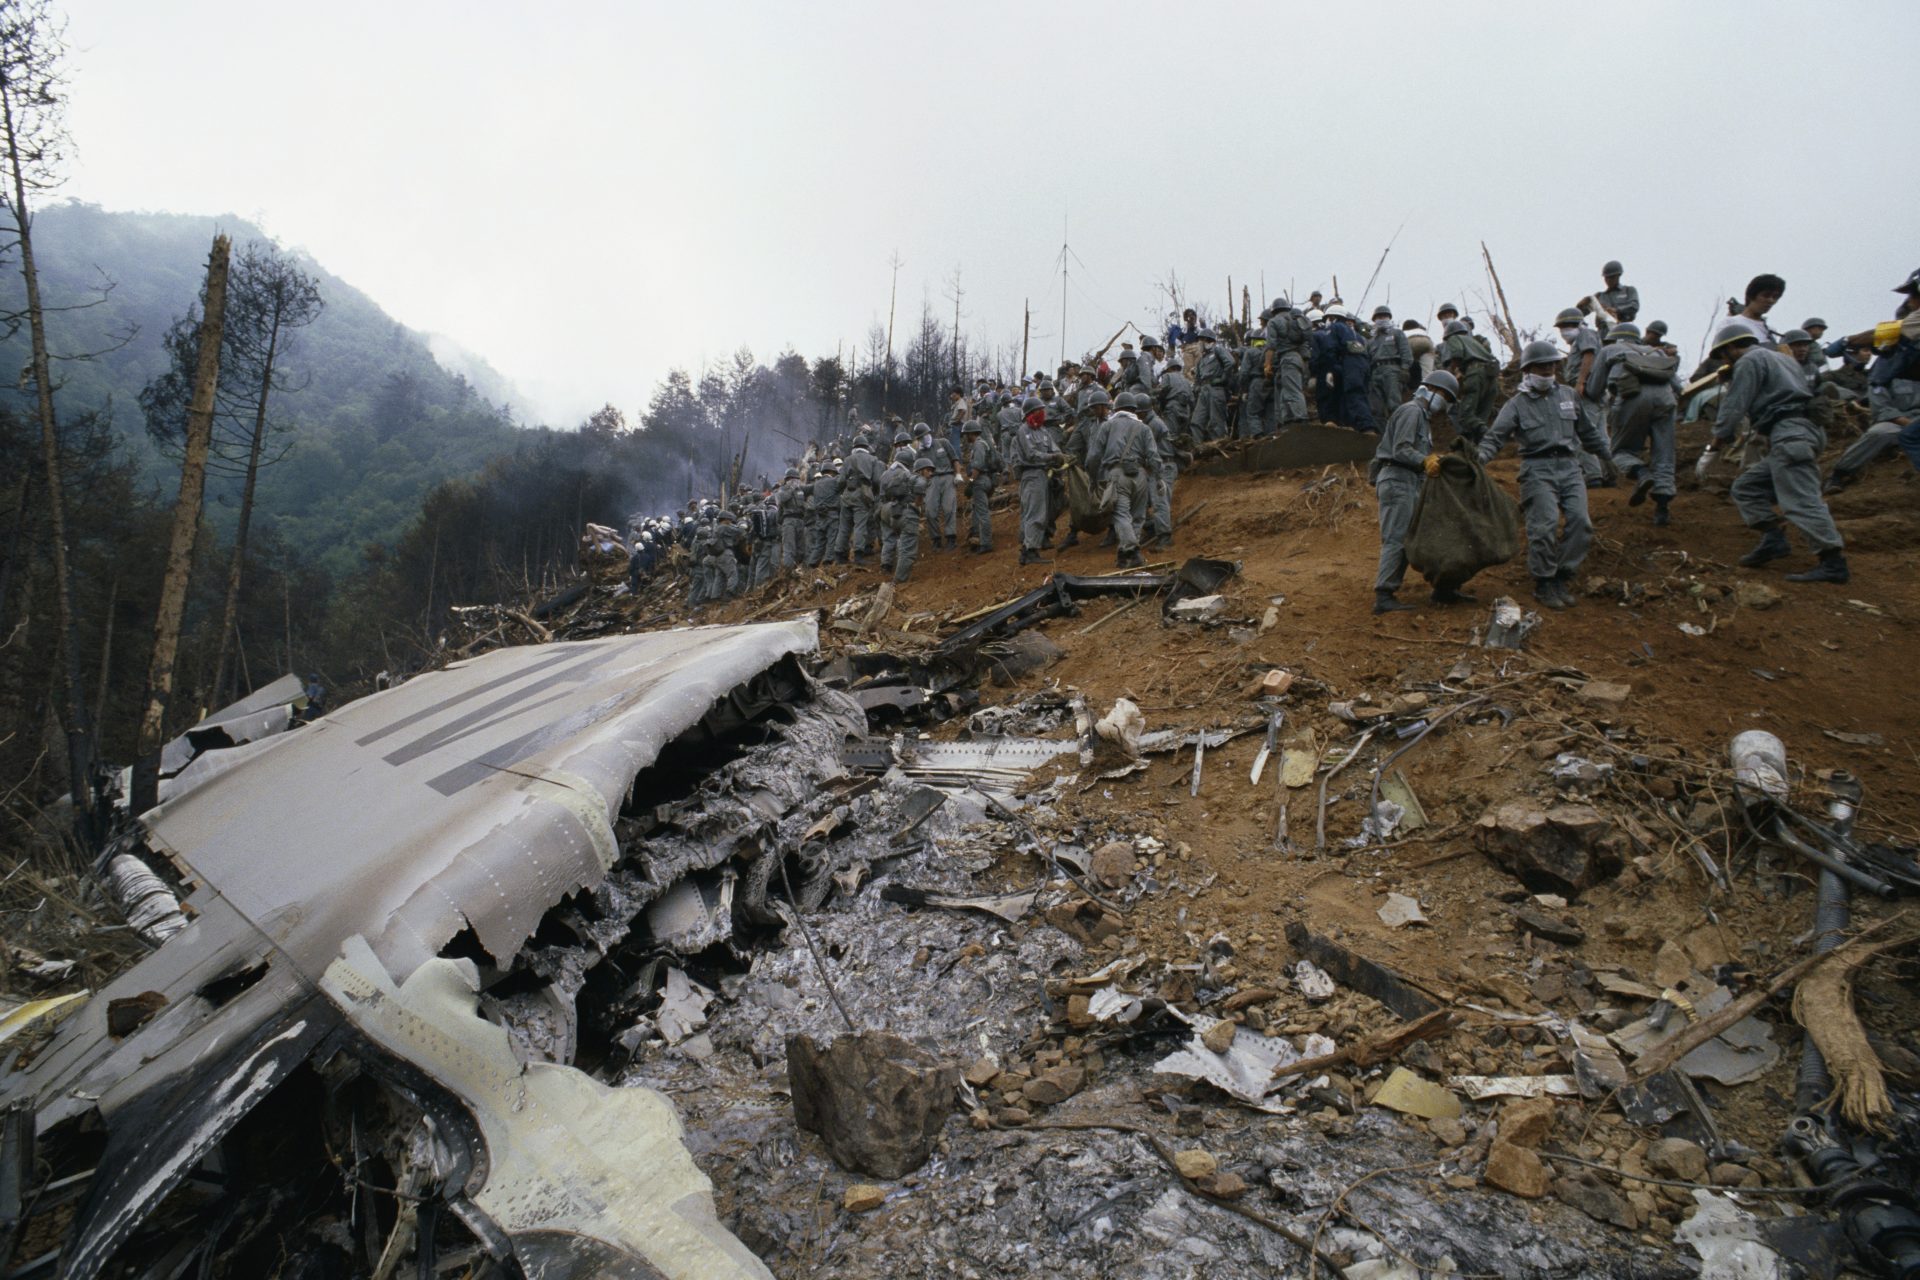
1423 453 1443 477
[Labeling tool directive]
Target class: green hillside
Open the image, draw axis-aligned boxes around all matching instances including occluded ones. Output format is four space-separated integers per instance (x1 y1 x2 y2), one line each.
0 203 532 575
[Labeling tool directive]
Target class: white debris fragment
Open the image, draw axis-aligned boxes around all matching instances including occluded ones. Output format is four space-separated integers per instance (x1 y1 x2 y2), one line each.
1674 1190 1787 1279
1376 893 1428 929
1293 960 1336 1003
657 967 714 1045
1086 985 1143 1024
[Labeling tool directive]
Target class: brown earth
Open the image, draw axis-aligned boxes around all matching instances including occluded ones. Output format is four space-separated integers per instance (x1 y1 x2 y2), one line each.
676 410 1920 1181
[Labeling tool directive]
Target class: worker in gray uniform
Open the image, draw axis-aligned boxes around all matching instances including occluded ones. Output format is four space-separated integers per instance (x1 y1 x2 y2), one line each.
1008 397 1062 564
1439 318 1499 442
708 507 742 600
1367 305 1413 424
686 514 712 607
1706 325 1849 584
1370 370 1460 614
748 493 778 587
842 437 880 564
1476 340 1618 610
1556 307 1612 486
1237 327 1273 438
1263 298 1312 426
1143 394 1179 549
777 470 807 572
1590 323 1680 526
1155 352 1194 437
888 453 932 582
1190 329 1233 441
962 418 997 553
1592 261 1639 334
921 428 958 549
1098 390 1160 568
808 460 840 566
877 432 914 574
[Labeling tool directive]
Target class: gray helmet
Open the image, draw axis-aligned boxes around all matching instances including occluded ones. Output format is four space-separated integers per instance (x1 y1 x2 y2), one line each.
1372 305 1392 320
1711 324 1759 354
1645 320 1669 338
1898 267 1920 294
1802 316 1828 331
1020 395 1042 413
784 467 800 480
1117 390 1146 411
1269 297 1291 313
915 451 936 472
1519 339 1561 369
892 430 911 447
1420 369 1460 400
1443 319 1469 337
717 507 736 521
1603 260 1624 276
1781 328 1812 345
961 418 981 434
1436 302 1459 317
1607 322 1642 343
1082 386 1112 410
1555 307 1585 327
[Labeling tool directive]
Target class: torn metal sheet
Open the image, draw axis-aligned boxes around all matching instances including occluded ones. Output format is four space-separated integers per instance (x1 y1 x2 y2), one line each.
1450 1075 1579 1101
644 874 737 954
1610 985 1781 1086
1153 1011 1331 1106
324 937 773 1280
2 623 815 1276
158 672 307 775
844 735 1080 791
879 885 1038 923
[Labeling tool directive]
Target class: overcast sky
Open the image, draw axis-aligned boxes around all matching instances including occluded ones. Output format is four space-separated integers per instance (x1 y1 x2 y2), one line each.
58 1 1920 426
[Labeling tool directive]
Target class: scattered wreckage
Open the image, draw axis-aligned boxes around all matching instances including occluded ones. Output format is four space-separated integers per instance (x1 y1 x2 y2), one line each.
10 543 1920 1279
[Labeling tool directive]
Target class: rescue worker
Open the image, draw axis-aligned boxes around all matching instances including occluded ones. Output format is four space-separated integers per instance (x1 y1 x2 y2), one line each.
1237 325 1273 437
1143 393 1179 549
1440 317 1500 443
1327 306 1377 431
1155 347 1194 436
1593 260 1640 332
963 418 997 553
877 432 914 574
808 460 840 565
1557 307 1613 486
1706 325 1849 584
708 507 743 600
1190 329 1233 441
748 492 778 586
1825 274 1920 490
1370 370 1461 613
1591 323 1680 526
686 512 712 607
1263 298 1313 426
920 426 958 549
888 453 932 582
1475 340 1618 610
1367 305 1413 423
1009 393 1062 564
1098 389 1159 568
842 435 880 564
775 468 802 571
1797 318 1830 383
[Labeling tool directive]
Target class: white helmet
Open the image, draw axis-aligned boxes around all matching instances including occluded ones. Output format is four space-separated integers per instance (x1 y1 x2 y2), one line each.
1305 308 1326 323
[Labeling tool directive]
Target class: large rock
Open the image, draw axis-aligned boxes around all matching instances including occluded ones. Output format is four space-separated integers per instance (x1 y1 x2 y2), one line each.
1474 801 1622 896
1484 1140 1552 1198
788 1031 961 1178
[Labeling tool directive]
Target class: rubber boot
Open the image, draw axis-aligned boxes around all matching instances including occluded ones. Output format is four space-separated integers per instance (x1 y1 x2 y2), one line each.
1652 498 1671 527
1019 548 1045 565
1373 591 1414 615
1430 586 1477 605
1554 570 1580 607
1098 530 1117 548
1628 472 1654 507
1784 549 1850 584
1059 531 1078 549
1534 577 1569 610
1738 524 1791 567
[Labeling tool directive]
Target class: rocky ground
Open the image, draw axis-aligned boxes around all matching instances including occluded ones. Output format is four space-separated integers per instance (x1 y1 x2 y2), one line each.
579 409 1920 1278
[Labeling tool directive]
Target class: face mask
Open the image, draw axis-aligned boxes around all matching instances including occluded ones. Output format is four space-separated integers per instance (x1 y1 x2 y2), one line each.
1413 387 1436 411
1524 372 1556 394
1558 326 1580 341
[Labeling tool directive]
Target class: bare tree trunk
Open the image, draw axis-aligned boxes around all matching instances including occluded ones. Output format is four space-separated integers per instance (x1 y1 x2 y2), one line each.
4 85 93 842
91 575 116 749
0 466 29 631
132 235 231 812
210 309 280 702
283 573 292 675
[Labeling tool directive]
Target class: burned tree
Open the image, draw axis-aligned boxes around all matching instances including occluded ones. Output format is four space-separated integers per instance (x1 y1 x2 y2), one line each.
0 0 92 837
132 234 230 812
141 241 323 704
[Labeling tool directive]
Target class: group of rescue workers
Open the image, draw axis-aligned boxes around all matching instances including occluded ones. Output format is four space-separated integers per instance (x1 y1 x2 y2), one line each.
617 261 1920 615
